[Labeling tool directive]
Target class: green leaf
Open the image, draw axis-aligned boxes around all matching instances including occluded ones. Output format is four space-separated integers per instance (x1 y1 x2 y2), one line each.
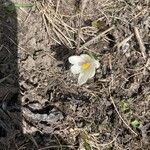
4 4 15 12
83 141 91 150
80 132 91 150
14 3 34 8
119 100 129 112
91 20 106 29
130 120 140 129
4 3 33 13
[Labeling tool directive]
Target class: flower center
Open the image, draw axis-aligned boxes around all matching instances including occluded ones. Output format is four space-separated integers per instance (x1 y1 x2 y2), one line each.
82 63 90 70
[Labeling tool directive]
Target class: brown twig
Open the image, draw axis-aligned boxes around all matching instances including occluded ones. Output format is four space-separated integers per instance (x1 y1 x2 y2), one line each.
134 27 147 60
79 26 115 50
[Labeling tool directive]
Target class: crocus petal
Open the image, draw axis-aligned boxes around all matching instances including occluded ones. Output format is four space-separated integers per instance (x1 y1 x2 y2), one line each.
78 73 89 85
87 65 95 78
68 56 84 65
78 66 95 85
94 60 100 69
70 65 81 74
80 54 92 62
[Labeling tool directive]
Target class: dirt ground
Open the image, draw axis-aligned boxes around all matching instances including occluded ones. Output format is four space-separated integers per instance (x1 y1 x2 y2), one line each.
0 0 150 150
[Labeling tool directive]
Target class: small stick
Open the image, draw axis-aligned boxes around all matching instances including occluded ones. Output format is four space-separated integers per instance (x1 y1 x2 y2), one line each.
109 55 114 86
76 13 82 50
145 58 150 71
117 34 134 50
110 96 138 136
134 27 147 60
55 0 61 15
79 26 115 50
77 0 90 50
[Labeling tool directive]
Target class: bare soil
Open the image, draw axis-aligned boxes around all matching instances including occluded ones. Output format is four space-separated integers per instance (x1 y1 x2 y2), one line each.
0 0 150 150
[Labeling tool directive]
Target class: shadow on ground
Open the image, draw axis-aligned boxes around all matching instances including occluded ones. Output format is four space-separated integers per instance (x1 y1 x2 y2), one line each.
0 1 70 150
0 0 21 149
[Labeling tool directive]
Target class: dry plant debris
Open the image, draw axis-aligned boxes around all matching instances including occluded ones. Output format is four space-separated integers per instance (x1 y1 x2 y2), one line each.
0 0 149 149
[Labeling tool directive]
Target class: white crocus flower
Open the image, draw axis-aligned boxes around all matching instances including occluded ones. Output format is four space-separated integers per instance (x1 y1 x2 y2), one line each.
68 54 100 85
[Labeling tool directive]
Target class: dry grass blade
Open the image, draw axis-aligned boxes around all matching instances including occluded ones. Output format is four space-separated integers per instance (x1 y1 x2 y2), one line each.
44 13 74 48
42 14 61 44
36 1 76 48
79 26 115 50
